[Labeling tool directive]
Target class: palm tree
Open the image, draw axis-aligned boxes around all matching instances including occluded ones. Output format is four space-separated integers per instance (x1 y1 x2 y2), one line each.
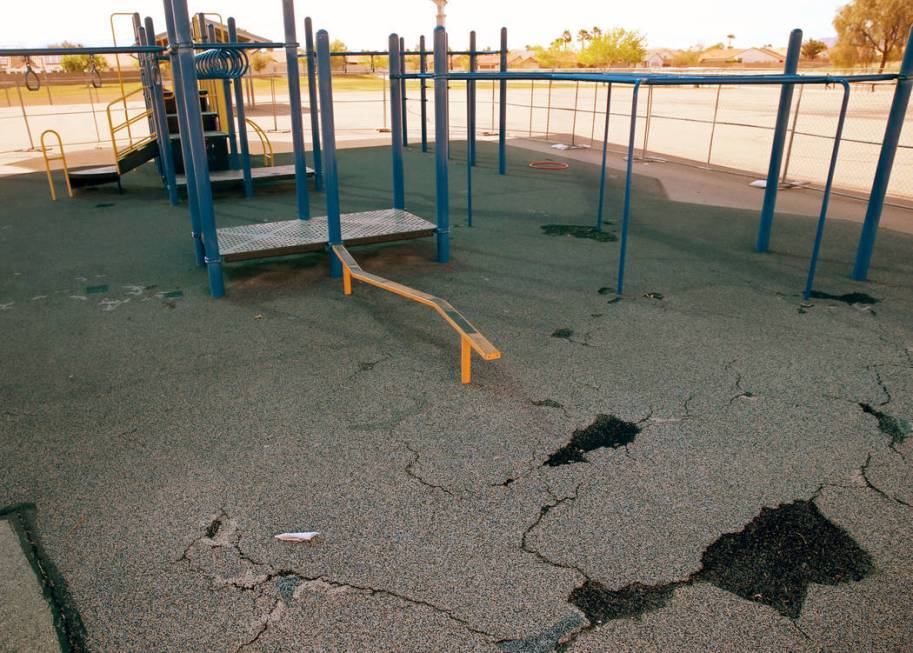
577 29 591 48
726 34 735 48
592 26 602 38
561 30 572 49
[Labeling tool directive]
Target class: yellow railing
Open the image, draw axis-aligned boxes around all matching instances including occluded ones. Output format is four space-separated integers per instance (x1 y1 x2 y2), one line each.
106 87 156 174
40 130 73 201
245 118 274 166
110 12 138 146
332 244 501 384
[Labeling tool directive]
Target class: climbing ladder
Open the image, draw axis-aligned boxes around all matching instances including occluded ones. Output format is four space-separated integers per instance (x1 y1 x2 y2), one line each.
331 245 501 384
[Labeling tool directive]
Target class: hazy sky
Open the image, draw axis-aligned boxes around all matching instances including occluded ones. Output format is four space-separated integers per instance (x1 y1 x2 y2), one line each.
2 1 846 50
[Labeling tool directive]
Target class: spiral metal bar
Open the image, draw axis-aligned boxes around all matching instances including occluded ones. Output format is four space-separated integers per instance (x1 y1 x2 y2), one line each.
193 47 249 80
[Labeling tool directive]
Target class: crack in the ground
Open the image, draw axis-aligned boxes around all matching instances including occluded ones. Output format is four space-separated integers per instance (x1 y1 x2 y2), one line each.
544 415 640 467
860 453 912 509
404 442 455 497
520 483 590 580
725 358 759 404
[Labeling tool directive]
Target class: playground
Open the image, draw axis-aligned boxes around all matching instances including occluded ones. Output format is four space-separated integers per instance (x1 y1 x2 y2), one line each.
1 3 913 652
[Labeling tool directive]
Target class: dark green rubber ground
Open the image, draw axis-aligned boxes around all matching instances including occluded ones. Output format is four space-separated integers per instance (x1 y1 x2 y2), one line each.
1 142 912 651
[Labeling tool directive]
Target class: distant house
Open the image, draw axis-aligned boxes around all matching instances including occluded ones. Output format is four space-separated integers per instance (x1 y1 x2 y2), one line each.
642 48 677 68
508 50 539 69
698 48 743 65
0 56 10 72
737 47 784 64
4 54 63 73
476 52 500 71
154 18 272 47
699 46 786 65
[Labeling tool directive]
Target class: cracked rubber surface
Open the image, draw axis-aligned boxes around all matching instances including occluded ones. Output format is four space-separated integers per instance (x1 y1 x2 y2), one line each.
1 143 913 651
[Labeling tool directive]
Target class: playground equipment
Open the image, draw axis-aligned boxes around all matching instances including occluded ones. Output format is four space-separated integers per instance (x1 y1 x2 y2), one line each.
39 130 73 200
396 25 913 301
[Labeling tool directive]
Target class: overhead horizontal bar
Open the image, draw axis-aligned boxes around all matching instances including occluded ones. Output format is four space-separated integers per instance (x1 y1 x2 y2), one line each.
0 45 164 56
395 71 899 85
299 49 503 58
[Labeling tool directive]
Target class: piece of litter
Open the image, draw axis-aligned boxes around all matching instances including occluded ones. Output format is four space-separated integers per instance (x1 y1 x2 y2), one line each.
274 532 319 543
254 313 264 320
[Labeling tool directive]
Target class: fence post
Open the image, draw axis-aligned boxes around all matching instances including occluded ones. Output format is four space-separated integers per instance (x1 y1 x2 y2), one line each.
545 78 553 139
853 25 913 280
468 30 477 166
590 82 598 143
528 80 534 137
641 84 654 159
755 28 802 252
15 83 35 151
570 81 580 146
706 84 721 165
781 83 804 184
433 26 449 263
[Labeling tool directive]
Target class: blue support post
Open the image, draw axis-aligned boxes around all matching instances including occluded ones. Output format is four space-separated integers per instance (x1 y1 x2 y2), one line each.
205 23 239 170
433 26 450 262
467 133 473 227
400 36 408 147
616 81 641 295
755 28 802 252
169 0 224 297
596 82 612 231
315 30 343 278
388 35 406 210
468 31 477 167
498 27 507 175
140 18 178 205
853 26 913 280
228 18 253 197
419 35 428 152
804 82 851 300
163 0 204 265
282 0 310 219
304 17 324 190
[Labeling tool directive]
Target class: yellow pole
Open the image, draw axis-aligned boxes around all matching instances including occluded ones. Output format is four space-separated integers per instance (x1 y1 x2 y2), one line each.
110 13 136 147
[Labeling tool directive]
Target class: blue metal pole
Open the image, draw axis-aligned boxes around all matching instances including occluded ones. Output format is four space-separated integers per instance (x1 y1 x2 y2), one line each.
388 35 406 210
616 81 641 295
596 82 612 231
170 0 224 297
468 31 477 167
163 0 204 265
141 18 177 205
804 82 851 301
419 35 428 152
755 28 802 252
498 27 507 175
467 133 473 227
316 30 343 278
400 36 408 147
205 22 239 170
433 26 450 263
228 18 253 197
304 17 324 191
852 26 913 280
282 0 310 219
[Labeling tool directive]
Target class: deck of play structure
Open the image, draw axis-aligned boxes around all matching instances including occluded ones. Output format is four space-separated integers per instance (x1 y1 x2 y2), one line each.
2 1 911 384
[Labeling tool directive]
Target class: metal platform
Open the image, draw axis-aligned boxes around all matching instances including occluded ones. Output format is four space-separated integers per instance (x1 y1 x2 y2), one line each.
217 208 436 262
175 164 313 187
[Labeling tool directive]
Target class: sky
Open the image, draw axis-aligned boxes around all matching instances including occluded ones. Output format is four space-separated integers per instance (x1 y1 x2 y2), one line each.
1 0 847 51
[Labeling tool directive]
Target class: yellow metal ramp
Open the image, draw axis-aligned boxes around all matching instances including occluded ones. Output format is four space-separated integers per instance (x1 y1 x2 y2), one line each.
332 245 501 384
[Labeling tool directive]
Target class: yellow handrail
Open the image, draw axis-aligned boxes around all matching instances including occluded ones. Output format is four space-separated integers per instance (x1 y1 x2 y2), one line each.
40 130 72 201
110 12 138 147
106 87 155 174
245 118 274 166
332 244 501 384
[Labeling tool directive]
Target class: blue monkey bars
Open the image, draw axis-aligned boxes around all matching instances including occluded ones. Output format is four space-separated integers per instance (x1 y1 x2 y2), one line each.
394 25 911 300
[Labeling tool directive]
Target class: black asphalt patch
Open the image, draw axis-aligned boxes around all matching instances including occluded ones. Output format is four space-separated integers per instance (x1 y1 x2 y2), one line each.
569 580 678 623
544 415 640 466
695 500 872 618
551 328 573 339
541 225 617 242
860 403 911 446
809 290 879 305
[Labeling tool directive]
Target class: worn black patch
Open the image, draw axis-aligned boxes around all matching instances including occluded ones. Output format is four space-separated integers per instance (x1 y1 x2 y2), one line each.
276 574 302 604
551 328 573 339
569 580 677 623
696 500 872 618
498 614 584 653
809 290 879 305
95 203 115 208
597 287 613 295
545 415 640 466
541 225 617 242
860 403 910 446
205 517 222 539
532 399 563 409
85 284 109 294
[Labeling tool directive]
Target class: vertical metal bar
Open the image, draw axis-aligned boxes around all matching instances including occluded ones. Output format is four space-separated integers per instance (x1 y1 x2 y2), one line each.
420 35 428 152
315 30 342 278
45 75 52 105
498 27 507 175
781 83 804 183
229 17 253 197
616 81 641 295
596 82 612 231
15 83 35 150
169 0 224 297
282 0 310 220
528 79 534 137
804 82 851 300
163 0 203 264
86 81 101 143
590 82 598 143
142 17 178 205
706 84 721 165
389 35 405 210
433 26 449 263
570 81 579 146
270 78 278 131
545 79 552 139
641 84 653 159
400 36 408 147
304 17 324 191
853 25 913 280
468 31 477 166
755 28 802 252
381 72 388 131
491 80 496 131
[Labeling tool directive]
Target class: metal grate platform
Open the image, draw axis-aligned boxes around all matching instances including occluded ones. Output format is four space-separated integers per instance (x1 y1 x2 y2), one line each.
175 164 313 187
217 208 436 262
